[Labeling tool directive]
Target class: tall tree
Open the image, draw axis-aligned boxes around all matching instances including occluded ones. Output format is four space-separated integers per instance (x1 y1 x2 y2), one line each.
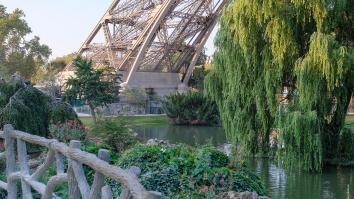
189 49 211 91
0 74 79 138
205 0 353 171
31 53 75 84
0 5 51 79
48 53 75 74
64 57 121 123
189 65 209 91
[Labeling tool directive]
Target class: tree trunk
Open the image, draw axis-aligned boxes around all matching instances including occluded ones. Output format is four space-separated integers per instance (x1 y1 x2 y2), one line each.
88 102 97 124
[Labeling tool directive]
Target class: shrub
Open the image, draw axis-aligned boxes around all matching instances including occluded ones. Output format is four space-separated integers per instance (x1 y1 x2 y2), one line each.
337 128 354 161
116 145 267 198
163 91 219 126
0 85 51 137
141 165 181 195
49 101 80 125
229 168 267 196
82 142 119 163
195 146 229 168
49 120 86 143
91 119 138 152
0 172 7 198
0 78 79 138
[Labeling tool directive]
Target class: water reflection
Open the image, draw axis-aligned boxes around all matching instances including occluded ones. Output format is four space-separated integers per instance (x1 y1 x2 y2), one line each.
134 125 353 199
248 159 354 199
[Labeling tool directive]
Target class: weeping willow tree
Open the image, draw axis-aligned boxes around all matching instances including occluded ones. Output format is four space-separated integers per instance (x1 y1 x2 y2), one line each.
0 76 79 137
205 0 353 171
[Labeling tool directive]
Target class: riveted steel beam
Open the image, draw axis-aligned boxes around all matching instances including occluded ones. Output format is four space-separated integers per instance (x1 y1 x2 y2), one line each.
63 0 229 87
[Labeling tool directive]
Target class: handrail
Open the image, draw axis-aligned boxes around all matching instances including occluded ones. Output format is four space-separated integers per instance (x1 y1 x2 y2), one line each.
0 124 162 199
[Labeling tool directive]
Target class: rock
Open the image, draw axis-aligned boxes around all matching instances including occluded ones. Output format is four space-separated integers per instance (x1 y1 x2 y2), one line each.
146 138 159 145
146 139 175 147
223 144 233 156
217 144 233 156
220 191 269 199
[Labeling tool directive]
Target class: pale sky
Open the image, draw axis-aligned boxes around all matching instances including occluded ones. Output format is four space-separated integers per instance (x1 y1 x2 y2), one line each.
0 0 217 59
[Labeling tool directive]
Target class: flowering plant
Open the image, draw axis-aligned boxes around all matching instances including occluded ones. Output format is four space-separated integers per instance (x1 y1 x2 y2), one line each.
49 120 86 143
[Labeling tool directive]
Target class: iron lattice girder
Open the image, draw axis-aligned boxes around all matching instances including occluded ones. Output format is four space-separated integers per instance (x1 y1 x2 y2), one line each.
66 0 227 84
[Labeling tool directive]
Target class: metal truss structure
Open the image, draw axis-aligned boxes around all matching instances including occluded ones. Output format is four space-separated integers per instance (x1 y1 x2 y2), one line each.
65 0 228 87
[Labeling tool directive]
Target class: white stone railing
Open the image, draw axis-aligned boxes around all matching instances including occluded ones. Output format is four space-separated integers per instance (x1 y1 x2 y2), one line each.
0 124 162 199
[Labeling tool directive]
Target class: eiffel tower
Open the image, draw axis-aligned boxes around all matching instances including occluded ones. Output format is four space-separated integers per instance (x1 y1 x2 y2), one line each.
62 0 228 96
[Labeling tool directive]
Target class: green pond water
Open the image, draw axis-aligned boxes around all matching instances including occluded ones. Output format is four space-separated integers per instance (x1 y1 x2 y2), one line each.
134 125 354 199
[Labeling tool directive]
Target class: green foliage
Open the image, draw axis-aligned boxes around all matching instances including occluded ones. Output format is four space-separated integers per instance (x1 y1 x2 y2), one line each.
82 142 119 163
0 141 266 198
64 57 121 121
116 145 267 197
171 191 204 199
0 5 51 80
49 100 80 124
0 84 51 137
37 166 68 198
121 88 148 107
163 91 219 126
141 165 181 195
0 78 78 138
195 146 229 168
32 53 75 84
0 80 23 107
49 120 86 143
189 66 209 91
91 119 138 152
277 111 323 171
48 53 75 74
337 128 354 161
0 172 6 198
79 115 169 128
196 48 208 66
230 168 267 195
188 49 210 91
206 0 354 171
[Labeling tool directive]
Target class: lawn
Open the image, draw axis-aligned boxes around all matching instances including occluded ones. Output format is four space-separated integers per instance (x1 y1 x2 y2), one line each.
79 115 169 128
345 115 354 131
80 115 354 131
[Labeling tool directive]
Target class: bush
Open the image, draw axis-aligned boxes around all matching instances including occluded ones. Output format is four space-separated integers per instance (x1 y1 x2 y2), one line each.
141 165 181 195
163 91 219 126
49 120 86 143
0 78 79 138
195 146 229 168
0 85 51 137
49 101 80 124
337 128 354 161
91 119 138 152
229 168 267 196
116 145 267 198
0 142 266 198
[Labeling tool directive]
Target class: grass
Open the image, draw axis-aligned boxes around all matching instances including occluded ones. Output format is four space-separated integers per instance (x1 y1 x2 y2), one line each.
79 115 169 128
80 115 354 131
345 115 354 124
345 115 354 131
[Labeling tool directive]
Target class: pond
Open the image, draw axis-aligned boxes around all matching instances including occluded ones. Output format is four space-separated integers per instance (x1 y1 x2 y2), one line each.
248 159 353 199
134 125 354 199
134 125 226 146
